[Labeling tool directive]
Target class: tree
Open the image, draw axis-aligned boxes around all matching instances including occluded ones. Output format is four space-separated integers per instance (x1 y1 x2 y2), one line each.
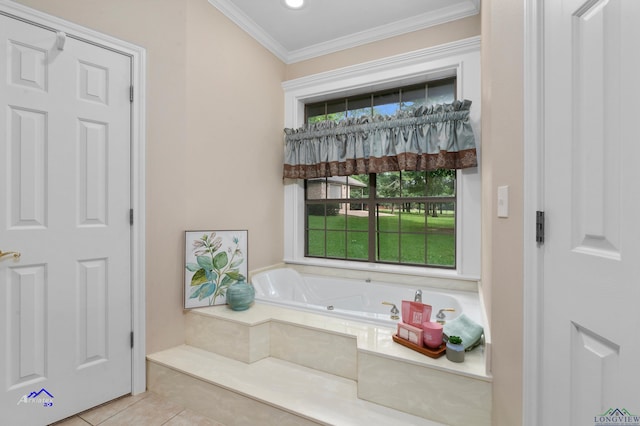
426 170 455 217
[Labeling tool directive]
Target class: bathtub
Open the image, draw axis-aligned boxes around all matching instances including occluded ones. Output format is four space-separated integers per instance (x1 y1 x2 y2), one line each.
251 268 481 329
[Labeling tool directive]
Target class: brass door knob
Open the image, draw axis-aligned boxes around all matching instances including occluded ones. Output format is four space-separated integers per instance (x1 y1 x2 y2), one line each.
0 250 21 259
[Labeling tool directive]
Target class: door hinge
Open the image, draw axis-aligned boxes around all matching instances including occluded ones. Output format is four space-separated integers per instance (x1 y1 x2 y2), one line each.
129 85 134 103
130 331 134 348
129 208 134 225
536 211 545 243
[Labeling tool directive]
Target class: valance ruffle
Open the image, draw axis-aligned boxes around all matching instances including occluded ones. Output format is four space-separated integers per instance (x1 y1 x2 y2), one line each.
283 99 477 179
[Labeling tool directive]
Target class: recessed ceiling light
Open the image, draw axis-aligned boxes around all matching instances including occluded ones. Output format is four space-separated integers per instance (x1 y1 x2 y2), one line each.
284 0 304 9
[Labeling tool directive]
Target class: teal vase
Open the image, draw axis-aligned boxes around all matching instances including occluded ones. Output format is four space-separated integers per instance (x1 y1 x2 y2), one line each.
226 280 255 311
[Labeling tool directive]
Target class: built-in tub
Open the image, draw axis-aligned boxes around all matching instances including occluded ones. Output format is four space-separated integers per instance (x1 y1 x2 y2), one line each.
251 268 482 329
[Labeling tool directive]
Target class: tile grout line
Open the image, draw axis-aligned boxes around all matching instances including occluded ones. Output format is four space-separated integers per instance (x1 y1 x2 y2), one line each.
160 409 187 425
81 393 151 425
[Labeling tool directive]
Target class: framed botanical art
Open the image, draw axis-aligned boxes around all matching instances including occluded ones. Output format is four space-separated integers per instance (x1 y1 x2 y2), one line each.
184 230 248 309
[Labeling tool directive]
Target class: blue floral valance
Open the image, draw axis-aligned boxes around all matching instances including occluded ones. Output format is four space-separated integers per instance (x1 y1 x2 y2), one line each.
283 99 477 179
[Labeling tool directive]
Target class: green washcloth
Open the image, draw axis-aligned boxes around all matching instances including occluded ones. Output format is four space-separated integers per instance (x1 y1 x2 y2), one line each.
443 313 484 351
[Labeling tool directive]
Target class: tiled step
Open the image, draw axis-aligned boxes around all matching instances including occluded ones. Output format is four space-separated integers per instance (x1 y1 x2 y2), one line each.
185 306 359 380
178 304 491 426
147 344 444 426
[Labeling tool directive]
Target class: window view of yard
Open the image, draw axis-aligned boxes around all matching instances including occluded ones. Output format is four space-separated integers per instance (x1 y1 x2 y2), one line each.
305 171 456 268
307 208 455 267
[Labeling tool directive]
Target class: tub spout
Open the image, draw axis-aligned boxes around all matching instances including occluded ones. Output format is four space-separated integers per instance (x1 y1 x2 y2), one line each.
414 289 422 302
381 302 400 320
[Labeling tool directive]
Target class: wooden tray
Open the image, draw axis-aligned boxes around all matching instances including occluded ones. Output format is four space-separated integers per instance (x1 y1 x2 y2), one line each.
392 334 446 359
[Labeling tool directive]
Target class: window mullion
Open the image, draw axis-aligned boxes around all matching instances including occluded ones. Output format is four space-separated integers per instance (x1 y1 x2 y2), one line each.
368 173 376 262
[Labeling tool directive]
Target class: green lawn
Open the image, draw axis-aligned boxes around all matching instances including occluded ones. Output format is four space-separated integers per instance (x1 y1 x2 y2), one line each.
307 211 455 267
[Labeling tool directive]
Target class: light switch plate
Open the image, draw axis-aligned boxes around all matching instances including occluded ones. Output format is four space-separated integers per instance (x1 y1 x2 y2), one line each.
498 185 509 218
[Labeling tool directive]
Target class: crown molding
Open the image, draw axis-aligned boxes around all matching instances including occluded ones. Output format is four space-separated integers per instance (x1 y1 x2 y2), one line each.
286 1 480 63
208 0 480 64
207 0 290 61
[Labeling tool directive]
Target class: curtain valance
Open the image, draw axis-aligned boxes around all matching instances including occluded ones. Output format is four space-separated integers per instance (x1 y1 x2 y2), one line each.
283 99 477 179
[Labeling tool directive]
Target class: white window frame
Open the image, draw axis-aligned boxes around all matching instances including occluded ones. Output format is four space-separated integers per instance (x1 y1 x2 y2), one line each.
282 36 481 281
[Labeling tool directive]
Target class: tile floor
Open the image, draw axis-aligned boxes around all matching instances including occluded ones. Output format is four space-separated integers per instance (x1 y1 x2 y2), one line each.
50 392 225 426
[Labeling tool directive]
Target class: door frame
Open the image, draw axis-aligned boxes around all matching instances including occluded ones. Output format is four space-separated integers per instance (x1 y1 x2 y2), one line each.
0 1 147 395
523 1 544 425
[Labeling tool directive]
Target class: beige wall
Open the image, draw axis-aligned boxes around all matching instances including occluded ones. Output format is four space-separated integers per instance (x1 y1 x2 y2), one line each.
13 0 286 355
285 15 481 80
481 0 524 425
185 1 285 266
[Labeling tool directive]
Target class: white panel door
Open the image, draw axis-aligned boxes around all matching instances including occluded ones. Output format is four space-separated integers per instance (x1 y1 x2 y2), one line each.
0 14 132 425
543 0 640 424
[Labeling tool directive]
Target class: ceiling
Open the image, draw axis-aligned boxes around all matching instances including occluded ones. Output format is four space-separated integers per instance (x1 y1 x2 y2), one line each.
207 0 480 64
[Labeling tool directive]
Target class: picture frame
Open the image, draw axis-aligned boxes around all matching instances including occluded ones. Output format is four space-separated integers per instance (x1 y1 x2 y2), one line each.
184 230 248 309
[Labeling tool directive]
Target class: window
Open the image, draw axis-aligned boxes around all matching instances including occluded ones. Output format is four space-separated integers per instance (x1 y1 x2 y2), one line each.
306 171 456 268
306 79 456 124
283 38 481 279
303 80 458 268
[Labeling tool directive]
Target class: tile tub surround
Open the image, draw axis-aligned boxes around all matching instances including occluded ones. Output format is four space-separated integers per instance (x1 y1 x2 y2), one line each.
270 321 358 380
358 352 491 425
186 310 270 363
186 306 358 380
187 303 489 380
156 304 491 425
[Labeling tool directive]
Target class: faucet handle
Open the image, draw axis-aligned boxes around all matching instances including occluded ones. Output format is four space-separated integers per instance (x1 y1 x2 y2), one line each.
436 308 456 319
381 302 400 320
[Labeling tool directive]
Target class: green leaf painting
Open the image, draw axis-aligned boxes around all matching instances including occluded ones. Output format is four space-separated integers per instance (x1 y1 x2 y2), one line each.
190 268 208 286
184 230 247 308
